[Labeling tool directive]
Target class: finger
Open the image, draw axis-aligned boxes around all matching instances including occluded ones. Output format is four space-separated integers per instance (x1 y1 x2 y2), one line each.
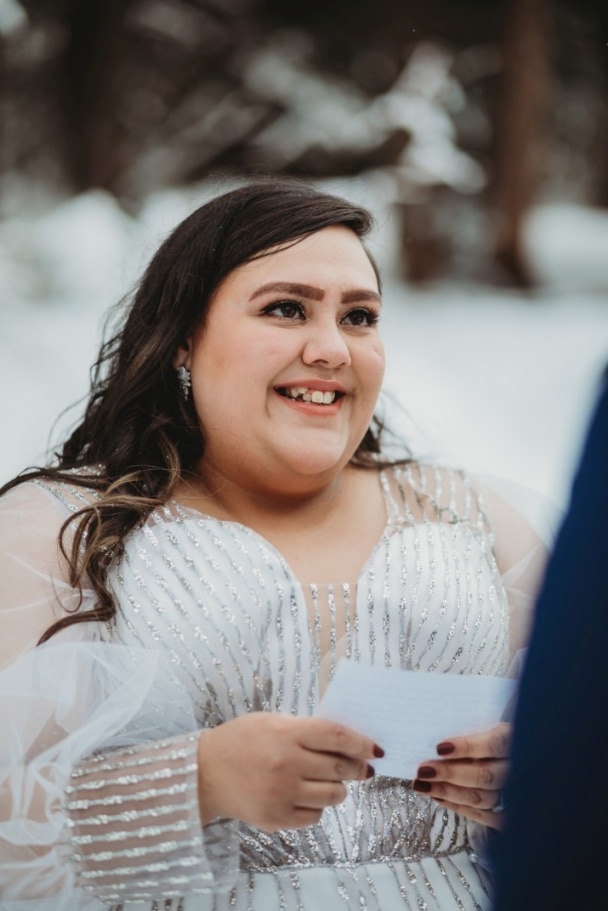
297 718 383 760
413 778 501 813
295 779 348 810
415 758 509 790
303 752 375 783
435 722 511 760
253 779 349 832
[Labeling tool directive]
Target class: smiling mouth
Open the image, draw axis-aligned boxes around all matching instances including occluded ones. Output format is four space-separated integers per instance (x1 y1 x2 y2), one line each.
277 387 342 405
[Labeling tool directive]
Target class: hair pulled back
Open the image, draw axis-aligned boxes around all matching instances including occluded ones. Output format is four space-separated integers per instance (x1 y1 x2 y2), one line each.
2 179 395 642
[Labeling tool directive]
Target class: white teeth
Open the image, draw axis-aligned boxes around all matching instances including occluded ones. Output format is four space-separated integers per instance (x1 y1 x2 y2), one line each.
283 387 337 405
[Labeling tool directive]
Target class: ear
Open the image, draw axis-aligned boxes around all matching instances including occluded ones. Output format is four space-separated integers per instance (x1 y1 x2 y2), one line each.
172 338 192 370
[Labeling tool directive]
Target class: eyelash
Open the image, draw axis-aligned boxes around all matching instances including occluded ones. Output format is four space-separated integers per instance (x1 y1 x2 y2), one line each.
261 300 380 327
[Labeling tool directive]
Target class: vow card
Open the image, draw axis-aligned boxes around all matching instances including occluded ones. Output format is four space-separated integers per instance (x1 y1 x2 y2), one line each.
317 659 516 779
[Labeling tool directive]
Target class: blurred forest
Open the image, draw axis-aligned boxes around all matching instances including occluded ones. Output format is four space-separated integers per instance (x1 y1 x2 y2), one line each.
1 0 607 286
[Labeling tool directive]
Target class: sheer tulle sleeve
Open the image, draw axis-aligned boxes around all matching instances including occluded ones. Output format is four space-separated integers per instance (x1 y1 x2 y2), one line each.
0 482 238 909
474 475 560 667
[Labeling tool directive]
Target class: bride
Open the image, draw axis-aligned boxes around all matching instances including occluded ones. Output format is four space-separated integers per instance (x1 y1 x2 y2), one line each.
0 180 548 910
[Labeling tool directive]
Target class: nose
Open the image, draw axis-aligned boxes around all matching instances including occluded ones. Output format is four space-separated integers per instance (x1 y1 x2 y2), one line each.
301 319 351 368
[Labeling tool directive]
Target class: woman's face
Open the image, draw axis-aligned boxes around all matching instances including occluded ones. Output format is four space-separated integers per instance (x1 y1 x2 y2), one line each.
178 225 385 493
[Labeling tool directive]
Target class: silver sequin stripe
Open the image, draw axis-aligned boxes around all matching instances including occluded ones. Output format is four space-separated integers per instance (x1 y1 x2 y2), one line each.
64 732 224 899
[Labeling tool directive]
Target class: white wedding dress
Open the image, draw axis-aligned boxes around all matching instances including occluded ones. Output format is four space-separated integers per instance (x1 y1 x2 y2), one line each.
0 463 547 911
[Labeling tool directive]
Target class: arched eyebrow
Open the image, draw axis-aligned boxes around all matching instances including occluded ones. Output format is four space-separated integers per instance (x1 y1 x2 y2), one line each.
249 281 382 305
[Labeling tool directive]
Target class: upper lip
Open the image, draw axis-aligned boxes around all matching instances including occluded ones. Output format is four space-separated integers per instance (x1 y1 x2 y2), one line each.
274 380 347 394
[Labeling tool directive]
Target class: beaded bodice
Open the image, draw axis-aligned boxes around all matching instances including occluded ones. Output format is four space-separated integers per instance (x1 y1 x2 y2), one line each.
98 463 509 870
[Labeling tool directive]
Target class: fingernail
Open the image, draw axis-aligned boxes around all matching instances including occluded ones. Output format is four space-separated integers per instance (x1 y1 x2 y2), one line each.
366 764 375 779
416 765 437 779
413 779 432 793
437 741 455 756
373 744 385 758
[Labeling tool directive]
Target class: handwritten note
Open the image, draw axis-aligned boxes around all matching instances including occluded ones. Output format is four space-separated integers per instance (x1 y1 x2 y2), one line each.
317 660 516 779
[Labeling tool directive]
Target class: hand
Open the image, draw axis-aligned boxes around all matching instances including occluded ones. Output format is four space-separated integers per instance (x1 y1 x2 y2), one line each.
412 722 511 830
197 713 382 832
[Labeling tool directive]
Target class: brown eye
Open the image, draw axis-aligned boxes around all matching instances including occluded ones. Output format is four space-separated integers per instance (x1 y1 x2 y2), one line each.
263 301 306 320
341 308 379 327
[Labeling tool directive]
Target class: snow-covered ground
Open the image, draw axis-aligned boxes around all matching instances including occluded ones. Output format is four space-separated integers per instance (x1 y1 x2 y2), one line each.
1 183 607 510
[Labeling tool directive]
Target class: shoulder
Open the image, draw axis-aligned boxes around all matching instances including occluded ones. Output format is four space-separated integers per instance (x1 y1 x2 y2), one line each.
469 476 556 581
0 471 103 553
1 477 73 524
30 468 102 512
385 460 487 524
385 461 552 566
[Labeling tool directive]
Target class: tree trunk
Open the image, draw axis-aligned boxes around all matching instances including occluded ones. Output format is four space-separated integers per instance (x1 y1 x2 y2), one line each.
61 0 132 193
492 0 553 287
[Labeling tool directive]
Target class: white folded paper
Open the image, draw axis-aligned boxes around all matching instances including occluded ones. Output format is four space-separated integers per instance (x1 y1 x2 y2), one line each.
317 660 516 779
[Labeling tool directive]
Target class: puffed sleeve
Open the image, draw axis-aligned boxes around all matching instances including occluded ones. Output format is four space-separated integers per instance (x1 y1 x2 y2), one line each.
0 482 238 909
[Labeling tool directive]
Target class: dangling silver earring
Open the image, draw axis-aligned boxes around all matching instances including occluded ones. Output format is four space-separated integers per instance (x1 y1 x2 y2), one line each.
176 365 191 400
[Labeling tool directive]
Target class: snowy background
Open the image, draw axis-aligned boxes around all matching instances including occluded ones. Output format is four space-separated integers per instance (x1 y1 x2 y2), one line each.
2 3 607 511
1 179 607 509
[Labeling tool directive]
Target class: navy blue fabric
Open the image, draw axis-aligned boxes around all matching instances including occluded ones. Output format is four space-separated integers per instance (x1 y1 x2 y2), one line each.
491 366 608 910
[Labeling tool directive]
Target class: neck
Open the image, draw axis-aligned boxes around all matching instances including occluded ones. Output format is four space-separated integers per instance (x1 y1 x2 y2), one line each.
176 462 354 529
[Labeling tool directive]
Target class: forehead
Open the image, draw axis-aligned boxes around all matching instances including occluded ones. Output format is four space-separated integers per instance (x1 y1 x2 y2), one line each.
217 225 379 295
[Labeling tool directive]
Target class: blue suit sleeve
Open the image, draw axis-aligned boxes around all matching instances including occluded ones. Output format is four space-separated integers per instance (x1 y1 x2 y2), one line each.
491 367 608 911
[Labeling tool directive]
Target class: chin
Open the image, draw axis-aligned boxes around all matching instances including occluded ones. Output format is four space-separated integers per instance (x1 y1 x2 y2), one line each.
278 445 351 479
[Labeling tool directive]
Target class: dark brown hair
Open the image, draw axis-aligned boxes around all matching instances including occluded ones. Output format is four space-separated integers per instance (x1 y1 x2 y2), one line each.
1 178 407 642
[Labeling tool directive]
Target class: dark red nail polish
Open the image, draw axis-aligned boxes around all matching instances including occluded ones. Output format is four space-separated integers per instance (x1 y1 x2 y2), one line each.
437 741 455 756
373 744 385 758
366 764 375 779
413 779 432 793
417 765 437 779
